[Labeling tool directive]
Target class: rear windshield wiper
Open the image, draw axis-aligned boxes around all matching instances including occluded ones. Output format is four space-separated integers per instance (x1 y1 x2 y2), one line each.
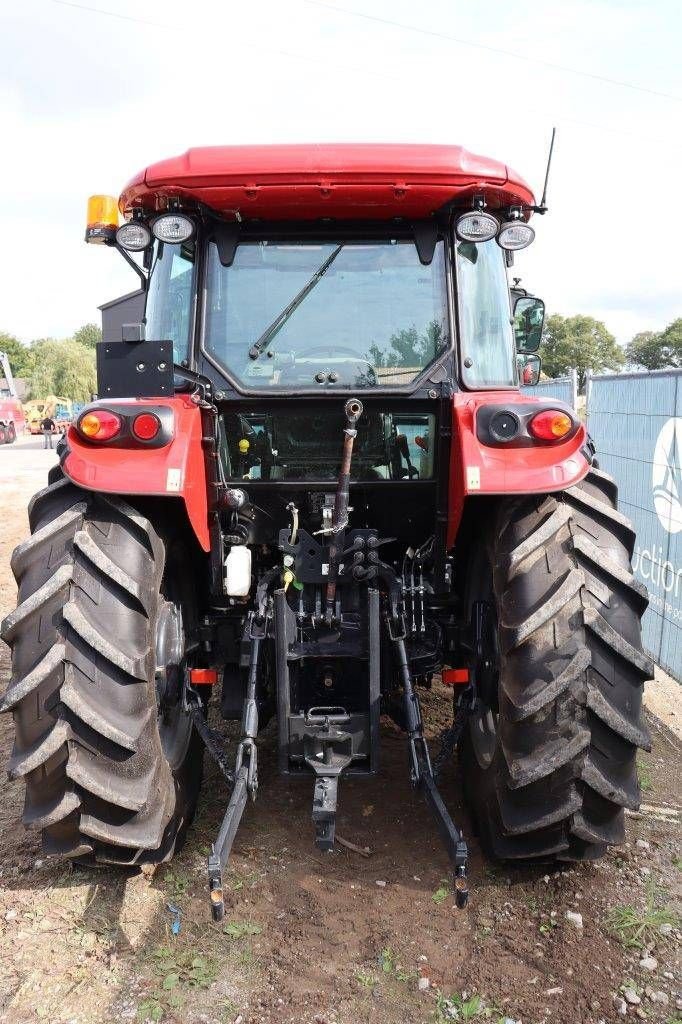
248 244 343 360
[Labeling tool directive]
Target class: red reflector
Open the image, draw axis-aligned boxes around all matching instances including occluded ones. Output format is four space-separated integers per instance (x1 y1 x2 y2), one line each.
528 409 573 441
132 412 161 440
190 668 218 686
443 668 469 686
77 410 121 441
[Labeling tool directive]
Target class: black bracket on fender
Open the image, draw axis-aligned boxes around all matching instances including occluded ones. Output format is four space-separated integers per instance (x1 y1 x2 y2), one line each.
96 339 175 399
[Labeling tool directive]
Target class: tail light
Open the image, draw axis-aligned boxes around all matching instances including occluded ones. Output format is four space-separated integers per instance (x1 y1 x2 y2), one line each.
132 412 161 440
74 404 172 446
77 410 122 441
528 409 574 441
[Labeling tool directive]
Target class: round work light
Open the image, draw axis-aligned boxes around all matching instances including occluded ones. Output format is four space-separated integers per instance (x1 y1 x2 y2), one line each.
455 211 499 243
116 222 151 252
152 214 195 244
497 221 535 251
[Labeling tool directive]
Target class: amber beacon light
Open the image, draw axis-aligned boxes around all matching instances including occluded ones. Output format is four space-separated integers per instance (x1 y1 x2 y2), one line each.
85 195 119 244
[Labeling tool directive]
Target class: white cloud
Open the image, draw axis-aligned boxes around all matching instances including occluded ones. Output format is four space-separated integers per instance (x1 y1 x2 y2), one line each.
1 0 680 343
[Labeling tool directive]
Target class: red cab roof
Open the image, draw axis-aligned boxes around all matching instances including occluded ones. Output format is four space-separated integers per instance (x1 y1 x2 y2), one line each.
120 143 535 221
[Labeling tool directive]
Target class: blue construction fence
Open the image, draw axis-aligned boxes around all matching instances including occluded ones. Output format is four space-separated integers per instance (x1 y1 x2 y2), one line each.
521 369 577 409
586 369 682 681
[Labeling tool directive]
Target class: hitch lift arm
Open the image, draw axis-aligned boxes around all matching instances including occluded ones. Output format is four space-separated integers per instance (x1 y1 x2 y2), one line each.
199 611 267 922
386 605 469 909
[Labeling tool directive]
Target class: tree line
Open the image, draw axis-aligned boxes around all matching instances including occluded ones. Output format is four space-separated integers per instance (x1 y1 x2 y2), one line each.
0 325 101 403
538 315 681 389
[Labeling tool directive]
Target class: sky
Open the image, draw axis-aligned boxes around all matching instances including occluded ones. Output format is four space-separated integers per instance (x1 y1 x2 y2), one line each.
1 0 681 347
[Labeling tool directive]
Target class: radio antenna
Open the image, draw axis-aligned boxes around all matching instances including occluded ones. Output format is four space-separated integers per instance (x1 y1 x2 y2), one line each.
535 126 556 214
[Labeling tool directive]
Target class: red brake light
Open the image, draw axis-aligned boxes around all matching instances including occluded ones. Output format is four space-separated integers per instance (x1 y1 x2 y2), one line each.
77 410 121 441
528 409 573 441
132 412 161 440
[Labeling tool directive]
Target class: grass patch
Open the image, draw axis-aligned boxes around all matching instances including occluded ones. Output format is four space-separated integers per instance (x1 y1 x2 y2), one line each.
375 947 415 985
637 760 653 793
222 920 262 940
434 991 503 1021
162 870 191 900
432 880 451 905
137 944 220 1020
380 947 396 974
355 969 378 989
607 881 679 949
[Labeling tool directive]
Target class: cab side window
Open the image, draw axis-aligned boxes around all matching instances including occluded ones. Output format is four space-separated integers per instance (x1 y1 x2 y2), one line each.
456 239 516 388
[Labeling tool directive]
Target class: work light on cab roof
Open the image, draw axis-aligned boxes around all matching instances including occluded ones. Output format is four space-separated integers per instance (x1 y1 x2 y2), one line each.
116 221 151 252
152 213 195 244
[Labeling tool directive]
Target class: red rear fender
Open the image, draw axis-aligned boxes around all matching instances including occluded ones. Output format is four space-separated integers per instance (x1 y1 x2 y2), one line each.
447 392 590 548
62 396 210 551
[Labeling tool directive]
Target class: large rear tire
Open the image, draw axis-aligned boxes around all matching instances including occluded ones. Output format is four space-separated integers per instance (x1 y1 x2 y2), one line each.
460 467 652 862
0 478 203 864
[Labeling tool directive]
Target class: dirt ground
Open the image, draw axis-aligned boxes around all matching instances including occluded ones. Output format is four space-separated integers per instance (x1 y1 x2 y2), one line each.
0 438 680 1024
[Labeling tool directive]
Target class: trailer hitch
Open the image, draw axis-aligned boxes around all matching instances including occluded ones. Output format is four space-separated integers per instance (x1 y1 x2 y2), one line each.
302 707 354 851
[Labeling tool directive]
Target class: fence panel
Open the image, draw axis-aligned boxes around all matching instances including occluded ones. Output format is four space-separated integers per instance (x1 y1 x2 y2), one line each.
587 370 682 680
521 371 576 409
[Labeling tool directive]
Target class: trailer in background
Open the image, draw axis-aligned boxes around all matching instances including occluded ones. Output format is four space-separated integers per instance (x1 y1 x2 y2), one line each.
0 351 26 443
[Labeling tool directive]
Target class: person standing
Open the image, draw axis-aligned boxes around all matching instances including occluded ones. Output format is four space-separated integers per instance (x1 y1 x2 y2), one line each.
40 415 56 449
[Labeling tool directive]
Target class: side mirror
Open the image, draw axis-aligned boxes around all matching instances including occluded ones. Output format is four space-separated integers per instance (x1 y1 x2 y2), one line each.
519 353 542 386
513 295 545 353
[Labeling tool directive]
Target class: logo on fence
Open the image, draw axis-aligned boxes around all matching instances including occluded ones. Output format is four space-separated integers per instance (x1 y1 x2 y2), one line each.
653 417 682 534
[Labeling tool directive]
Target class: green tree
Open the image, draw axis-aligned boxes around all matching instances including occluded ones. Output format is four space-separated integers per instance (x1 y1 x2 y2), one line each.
625 320 682 370
625 331 663 370
656 318 682 368
23 338 59 393
27 340 96 402
0 331 32 377
72 323 102 348
541 314 624 391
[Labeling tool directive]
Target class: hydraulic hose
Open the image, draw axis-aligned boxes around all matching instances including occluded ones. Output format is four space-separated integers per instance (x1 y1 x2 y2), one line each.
324 398 363 622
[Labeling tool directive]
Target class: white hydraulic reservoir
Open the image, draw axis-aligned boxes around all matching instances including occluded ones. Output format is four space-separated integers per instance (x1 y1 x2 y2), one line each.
224 545 252 597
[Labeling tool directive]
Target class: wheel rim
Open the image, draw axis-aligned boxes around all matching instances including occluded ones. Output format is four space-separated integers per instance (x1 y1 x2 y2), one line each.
155 599 193 772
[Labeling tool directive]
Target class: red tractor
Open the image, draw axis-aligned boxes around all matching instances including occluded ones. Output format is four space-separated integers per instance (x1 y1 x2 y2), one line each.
1 145 651 918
